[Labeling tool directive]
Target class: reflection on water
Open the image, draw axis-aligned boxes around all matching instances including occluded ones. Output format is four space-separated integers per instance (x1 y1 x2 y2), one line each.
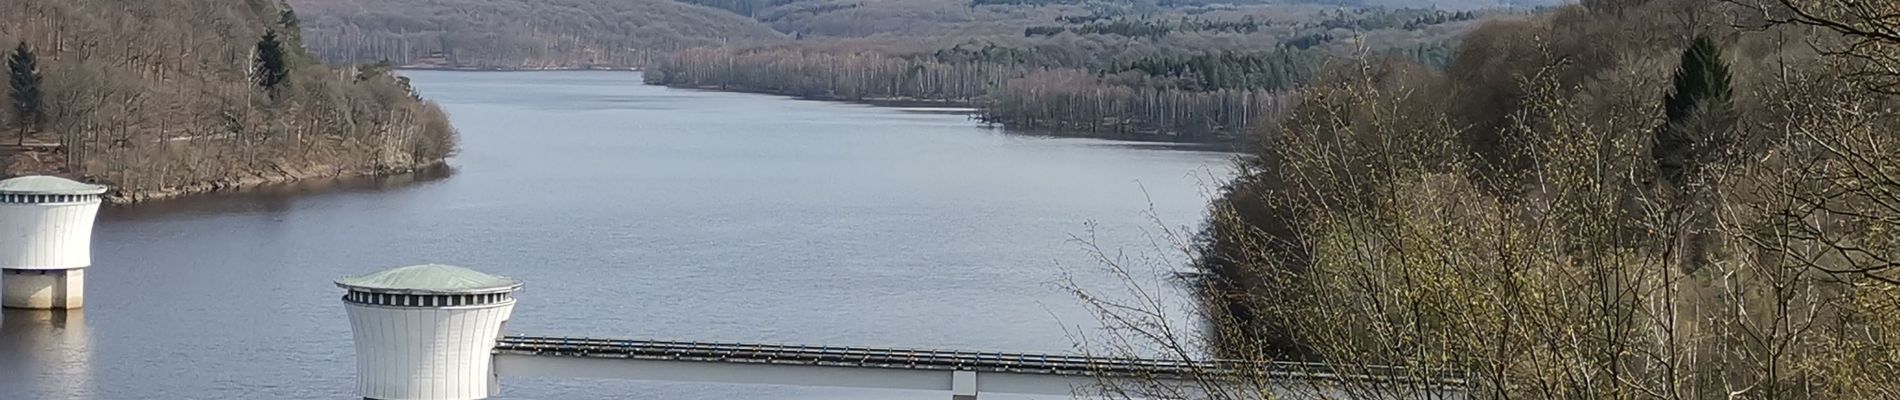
0 309 94 400
1088 140 1239 153
889 107 979 115
100 164 455 221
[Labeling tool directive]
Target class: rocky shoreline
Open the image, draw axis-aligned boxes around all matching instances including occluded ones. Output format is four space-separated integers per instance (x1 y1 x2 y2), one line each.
2 148 449 204
101 160 449 204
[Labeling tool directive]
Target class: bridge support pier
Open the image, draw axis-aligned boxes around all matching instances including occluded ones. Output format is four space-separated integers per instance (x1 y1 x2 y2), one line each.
951 370 978 400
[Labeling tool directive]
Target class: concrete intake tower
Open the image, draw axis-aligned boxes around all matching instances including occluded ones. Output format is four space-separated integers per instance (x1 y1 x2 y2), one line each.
338 264 522 400
0 175 107 310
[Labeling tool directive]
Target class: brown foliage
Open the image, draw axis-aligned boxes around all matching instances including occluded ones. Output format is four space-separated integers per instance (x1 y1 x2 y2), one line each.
647 2 1505 142
0 0 456 198
650 47 1010 103
988 69 1297 141
1071 1 1900 399
1728 0 1900 94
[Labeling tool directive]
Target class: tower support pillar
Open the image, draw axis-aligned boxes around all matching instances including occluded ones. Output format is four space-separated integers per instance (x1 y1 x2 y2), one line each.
2 268 84 309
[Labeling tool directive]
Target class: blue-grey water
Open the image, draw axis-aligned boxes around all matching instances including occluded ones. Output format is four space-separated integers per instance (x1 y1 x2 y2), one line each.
0 71 1231 399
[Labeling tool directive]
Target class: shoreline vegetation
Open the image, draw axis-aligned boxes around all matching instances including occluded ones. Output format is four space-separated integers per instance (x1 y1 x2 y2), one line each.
98 159 447 204
638 39 1307 144
642 47 1297 143
3 0 458 203
665 82 1251 148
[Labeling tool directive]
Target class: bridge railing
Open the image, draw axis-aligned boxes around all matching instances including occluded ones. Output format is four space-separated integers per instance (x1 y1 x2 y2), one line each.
494 335 1467 388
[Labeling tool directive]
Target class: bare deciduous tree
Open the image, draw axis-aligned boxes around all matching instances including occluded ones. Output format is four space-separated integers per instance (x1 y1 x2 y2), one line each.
1 0 458 200
1062 2 1900 399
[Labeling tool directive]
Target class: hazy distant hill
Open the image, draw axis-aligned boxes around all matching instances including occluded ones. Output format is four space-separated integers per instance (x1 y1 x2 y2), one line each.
678 0 1571 25
674 0 1566 39
289 0 1563 70
290 0 785 69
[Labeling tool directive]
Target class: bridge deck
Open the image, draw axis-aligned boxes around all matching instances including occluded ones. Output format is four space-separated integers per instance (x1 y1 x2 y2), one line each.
495 336 1434 382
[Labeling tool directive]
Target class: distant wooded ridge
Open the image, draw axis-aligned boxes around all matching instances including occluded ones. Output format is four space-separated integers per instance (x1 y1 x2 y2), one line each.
639 2 1522 141
286 0 1560 142
289 0 783 69
288 0 1562 70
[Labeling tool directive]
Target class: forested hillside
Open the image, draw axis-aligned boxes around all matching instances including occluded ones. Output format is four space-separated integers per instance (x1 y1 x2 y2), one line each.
649 2 1507 141
290 0 784 69
1 0 456 201
1098 0 1900 397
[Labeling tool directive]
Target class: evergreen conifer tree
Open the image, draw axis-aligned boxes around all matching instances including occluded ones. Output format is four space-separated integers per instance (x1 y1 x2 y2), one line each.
254 30 291 93
1653 34 1735 188
8 42 44 146
1654 34 1738 273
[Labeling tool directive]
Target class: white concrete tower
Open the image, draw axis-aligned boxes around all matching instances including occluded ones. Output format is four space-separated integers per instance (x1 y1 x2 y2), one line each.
0 176 107 310
338 264 522 400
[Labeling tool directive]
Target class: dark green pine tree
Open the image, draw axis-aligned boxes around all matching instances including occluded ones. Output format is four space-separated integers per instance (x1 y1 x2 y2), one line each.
8 42 44 146
254 30 291 93
1653 34 1735 188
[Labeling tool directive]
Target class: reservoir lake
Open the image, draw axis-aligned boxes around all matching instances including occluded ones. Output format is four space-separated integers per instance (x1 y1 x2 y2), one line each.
0 70 1232 399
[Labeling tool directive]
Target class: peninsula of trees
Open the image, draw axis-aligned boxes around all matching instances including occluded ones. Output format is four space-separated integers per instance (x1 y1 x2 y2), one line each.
2 0 456 202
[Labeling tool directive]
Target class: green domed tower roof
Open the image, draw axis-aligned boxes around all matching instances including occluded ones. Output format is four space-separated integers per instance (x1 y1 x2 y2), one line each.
0 176 108 196
335 264 522 295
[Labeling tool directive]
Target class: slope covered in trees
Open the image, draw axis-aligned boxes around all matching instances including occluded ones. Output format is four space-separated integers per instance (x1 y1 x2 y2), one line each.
1 0 456 201
289 0 784 69
649 3 1502 141
1108 0 1900 397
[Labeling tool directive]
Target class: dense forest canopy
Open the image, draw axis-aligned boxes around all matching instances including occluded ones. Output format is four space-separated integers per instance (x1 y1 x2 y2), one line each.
0 0 455 200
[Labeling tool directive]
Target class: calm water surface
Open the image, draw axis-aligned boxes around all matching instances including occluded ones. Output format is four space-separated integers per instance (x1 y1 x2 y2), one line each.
0 71 1231 399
